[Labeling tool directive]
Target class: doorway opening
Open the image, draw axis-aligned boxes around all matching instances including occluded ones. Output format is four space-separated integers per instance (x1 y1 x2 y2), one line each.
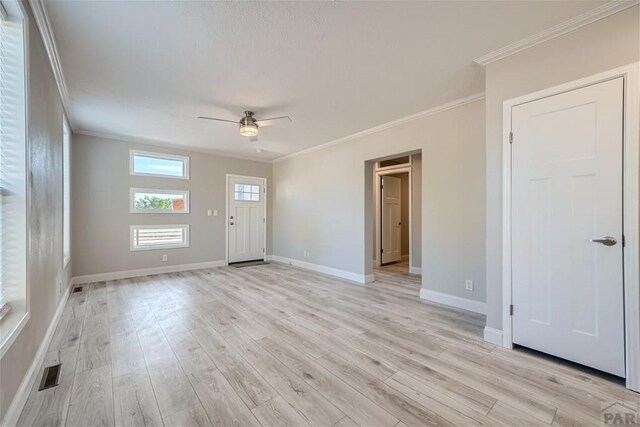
372 153 421 277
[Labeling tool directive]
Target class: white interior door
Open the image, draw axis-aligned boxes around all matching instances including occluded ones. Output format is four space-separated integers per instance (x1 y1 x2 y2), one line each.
381 175 402 264
511 77 625 377
228 176 265 263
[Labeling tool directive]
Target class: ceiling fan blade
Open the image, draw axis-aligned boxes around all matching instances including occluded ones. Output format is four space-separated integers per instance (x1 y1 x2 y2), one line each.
198 116 238 124
255 116 292 128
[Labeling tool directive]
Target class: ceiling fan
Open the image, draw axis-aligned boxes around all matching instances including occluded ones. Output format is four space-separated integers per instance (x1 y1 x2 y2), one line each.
198 111 292 140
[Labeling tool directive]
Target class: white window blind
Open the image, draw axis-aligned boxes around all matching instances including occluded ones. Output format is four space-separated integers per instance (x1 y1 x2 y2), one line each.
62 116 70 267
130 225 189 251
0 0 27 323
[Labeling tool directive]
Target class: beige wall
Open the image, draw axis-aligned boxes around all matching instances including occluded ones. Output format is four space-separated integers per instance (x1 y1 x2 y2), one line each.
485 6 640 330
273 99 485 302
71 134 272 277
0 2 73 419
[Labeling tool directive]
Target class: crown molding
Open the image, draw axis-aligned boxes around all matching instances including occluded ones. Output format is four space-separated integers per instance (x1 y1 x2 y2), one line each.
76 90 483 165
474 0 639 67
74 129 272 163
272 92 485 163
28 0 75 129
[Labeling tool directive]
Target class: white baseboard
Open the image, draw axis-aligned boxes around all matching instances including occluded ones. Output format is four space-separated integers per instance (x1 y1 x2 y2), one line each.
72 260 227 285
1 279 72 427
483 326 504 346
419 288 487 315
267 255 371 284
410 266 422 275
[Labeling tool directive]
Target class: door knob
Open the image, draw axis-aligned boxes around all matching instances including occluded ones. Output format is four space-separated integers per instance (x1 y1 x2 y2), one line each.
590 236 617 246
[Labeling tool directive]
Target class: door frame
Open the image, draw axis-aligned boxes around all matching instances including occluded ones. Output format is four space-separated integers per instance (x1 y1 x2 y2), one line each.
225 174 268 265
375 163 412 269
501 63 640 390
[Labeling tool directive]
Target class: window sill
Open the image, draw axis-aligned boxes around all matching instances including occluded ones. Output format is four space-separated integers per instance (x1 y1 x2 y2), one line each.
0 311 29 359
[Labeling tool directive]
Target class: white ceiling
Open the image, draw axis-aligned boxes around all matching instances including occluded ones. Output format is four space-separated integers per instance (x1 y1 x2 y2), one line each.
45 1 604 160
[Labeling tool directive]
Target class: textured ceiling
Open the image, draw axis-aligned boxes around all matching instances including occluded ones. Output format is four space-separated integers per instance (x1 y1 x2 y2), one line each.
45 1 604 160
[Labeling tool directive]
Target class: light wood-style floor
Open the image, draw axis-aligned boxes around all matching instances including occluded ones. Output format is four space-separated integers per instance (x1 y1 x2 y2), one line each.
378 260 410 274
18 263 638 426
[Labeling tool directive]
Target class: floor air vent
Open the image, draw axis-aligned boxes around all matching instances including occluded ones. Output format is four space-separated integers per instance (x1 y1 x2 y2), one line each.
72 286 83 293
38 363 62 391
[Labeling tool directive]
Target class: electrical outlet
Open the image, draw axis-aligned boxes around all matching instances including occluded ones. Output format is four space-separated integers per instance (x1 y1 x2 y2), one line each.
465 280 474 291
213 210 219 216
162 254 168 262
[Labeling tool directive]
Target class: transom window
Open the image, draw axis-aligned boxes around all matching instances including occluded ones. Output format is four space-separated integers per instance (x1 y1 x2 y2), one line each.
234 183 260 201
130 188 189 213
130 150 189 179
130 224 189 251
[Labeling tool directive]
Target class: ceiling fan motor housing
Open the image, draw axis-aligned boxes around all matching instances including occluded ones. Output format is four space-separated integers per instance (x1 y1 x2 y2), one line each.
240 111 257 126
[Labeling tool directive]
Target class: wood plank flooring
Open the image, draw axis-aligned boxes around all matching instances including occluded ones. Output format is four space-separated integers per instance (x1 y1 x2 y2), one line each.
17 263 639 426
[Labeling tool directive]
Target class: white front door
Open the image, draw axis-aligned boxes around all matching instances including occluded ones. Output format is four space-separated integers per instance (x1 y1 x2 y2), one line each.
228 176 266 263
511 77 625 377
381 175 402 264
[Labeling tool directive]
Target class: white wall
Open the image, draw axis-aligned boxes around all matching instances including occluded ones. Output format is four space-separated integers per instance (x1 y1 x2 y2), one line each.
71 134 272 278
484 6 640 330
273 98 486 302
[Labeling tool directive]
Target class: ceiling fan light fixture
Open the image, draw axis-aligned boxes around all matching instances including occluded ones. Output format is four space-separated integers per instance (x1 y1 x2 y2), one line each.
239 111 258 137
239 122 258 137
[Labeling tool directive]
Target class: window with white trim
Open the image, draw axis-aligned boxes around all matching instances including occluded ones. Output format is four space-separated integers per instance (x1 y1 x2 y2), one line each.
130 224 189 251
234 183 260 201
0 0 27 345
130 150 189 179
130 188 189 213
62 115 70 267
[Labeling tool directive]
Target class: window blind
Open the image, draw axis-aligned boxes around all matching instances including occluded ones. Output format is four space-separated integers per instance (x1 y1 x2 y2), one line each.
130 225 189 251
0 5 27 319
63 116 70 266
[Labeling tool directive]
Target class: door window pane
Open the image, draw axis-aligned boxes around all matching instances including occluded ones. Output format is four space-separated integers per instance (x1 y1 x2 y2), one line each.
234 183 260 201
